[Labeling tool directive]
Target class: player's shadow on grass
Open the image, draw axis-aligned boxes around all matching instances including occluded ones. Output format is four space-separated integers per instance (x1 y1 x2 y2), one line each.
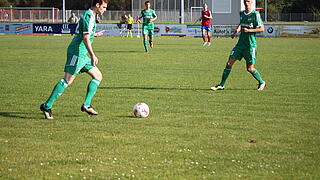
0 112 39 119
99 86 209 91
100 86 255 91
95 50 140 53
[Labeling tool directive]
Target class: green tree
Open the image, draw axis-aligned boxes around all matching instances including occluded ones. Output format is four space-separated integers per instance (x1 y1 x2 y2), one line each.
290 0 320 14
0 0 19 6
0 0 10 6
18 0 44 7
108 0 131 11
41 0 131 10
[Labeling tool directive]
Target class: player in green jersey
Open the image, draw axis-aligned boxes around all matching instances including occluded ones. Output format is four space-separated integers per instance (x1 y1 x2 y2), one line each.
40 0 108 119
138 1 157 53
211 0 266 91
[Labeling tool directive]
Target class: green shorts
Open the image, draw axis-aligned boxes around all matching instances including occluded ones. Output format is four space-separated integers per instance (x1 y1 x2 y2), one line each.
64 53 94 76
229 45 257 65
142 25 154 37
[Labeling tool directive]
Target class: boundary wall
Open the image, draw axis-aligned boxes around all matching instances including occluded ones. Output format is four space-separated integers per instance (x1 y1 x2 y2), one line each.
1 23 320 37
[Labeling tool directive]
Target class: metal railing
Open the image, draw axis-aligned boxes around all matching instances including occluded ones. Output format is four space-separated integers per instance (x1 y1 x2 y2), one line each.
0 7 59 23
260 12 320 22
1 9 319 23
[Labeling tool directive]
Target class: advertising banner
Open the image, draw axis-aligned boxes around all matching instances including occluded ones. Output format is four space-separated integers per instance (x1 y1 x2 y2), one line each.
96 23 162 37
158 24 187 37
187 25 238 37
187 24 278 37
2 22 320 38
261 25 278 37
0 23 32 34
277 25 320 37
186 25 202 37
33 23 77 34
96 23 146 36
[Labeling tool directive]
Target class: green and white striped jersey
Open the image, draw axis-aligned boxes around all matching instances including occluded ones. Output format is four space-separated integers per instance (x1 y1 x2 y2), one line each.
237 10 263 48
68 9 96 56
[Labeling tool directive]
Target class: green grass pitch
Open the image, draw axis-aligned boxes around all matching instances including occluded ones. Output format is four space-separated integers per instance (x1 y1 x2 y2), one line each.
0 35 319 179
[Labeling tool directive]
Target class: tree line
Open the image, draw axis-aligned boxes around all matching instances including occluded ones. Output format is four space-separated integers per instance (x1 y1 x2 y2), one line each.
256 0 319 15
0 0 319 14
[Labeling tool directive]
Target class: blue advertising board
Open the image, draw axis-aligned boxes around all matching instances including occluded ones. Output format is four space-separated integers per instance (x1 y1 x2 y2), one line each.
0 23 33 34
33 23 77 34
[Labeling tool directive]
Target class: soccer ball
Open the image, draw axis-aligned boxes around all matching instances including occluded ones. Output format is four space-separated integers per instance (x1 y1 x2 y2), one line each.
133 103 149 118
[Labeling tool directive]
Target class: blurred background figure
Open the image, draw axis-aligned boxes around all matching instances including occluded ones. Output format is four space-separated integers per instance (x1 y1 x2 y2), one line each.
68 12 79 24
126 14 134 38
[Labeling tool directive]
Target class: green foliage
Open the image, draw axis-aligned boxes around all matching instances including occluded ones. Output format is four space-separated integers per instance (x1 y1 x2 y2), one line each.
257 0 320 14
0 35 320 179
0 0 9 6
41 0 131 10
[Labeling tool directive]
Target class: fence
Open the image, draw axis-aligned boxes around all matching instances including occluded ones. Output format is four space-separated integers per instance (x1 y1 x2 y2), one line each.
1 8 320 23
260 13 320 22
0 7 59 23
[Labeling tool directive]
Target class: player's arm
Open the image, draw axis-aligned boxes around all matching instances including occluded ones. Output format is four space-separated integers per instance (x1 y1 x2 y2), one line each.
243 12 264 33
83 33 98 66
149 12 157 23
242 25 264 33
231 24 241 39
204 11 212 19
137 12 143 23
94 30 106 37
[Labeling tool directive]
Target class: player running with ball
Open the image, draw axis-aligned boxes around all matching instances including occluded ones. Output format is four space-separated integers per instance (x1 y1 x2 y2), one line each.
211 0 266 91
40 0 108 119
138 1 157 53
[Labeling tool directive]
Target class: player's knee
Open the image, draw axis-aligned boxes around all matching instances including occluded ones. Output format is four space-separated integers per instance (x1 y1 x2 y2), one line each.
247 67 254 73
96 71 103 81
226 62 233 68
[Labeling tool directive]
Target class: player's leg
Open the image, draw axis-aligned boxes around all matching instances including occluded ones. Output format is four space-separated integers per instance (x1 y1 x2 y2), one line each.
126 28 129 37
211 58 237 90
143 34 149 53
211 46 242 90
142 26 149 53
245 48 266 90
148 29 154 48
246 64 266 90
206 26 212 46
149 36 153 48
81 66 103 115
201 28 207 46
220 58 237 86
128 24 133 38
40 72 76 119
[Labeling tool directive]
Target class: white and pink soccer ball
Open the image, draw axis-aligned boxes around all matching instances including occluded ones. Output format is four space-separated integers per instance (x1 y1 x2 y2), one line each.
133 103 149 118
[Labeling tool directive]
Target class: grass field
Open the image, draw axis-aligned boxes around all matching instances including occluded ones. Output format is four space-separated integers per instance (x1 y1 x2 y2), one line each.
0 35 319 179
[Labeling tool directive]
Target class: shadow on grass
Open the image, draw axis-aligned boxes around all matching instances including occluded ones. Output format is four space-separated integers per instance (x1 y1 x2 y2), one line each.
116 115 137 119
99 86 255 91
95 50 141 53
99 86 209 91
0 112 40 119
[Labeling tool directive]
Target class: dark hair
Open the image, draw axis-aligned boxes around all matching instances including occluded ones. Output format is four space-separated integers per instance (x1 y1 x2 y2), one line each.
91 0 108 7
145 1 150 5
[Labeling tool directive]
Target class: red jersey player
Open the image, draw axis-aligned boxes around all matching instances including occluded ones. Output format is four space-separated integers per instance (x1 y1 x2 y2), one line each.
200 3 212 46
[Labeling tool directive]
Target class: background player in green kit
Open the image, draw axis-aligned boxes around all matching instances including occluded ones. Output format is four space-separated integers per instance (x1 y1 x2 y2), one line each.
138 1 157 53
40 0 108 119
211 0 266 91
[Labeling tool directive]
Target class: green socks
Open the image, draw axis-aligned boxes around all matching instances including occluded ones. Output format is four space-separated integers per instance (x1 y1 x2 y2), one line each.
219 67 232 86
44 79 69 109
143 39 148 52
217 68 264 87
250 69 265 84
83 78 101 107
